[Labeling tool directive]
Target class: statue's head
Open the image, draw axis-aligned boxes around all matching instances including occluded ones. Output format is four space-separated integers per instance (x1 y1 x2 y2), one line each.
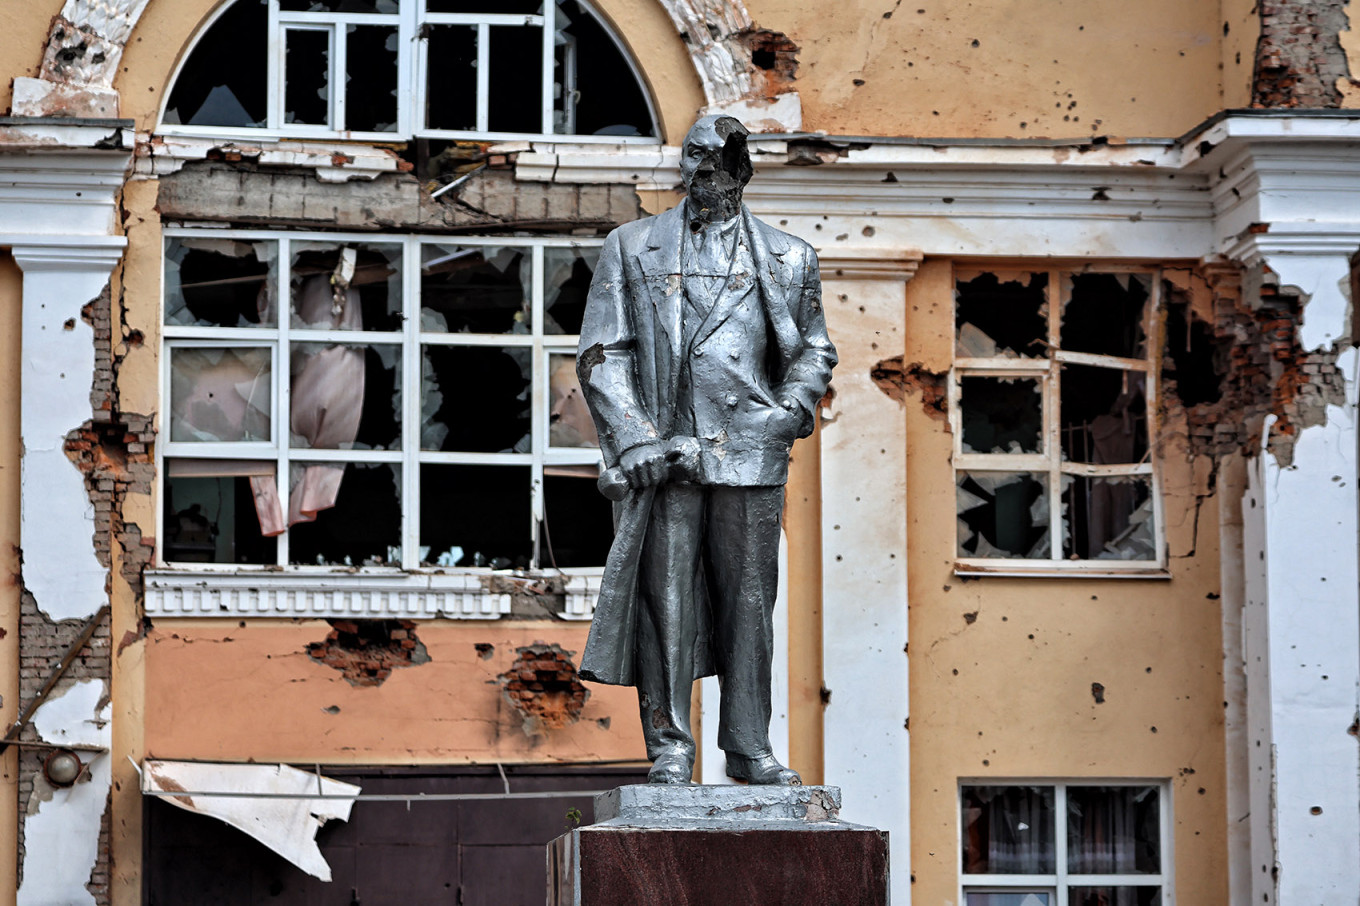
680 115 752 221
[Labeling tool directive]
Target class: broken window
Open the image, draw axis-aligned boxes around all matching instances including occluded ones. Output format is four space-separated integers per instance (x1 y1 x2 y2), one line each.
162 232 608 573
953 268 1162 572
160 0 657 141
962 783 1166 906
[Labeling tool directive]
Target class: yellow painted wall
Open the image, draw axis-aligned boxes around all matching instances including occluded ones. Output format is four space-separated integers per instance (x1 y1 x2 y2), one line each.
749 0 1229 139
0 251 23 906
904 259 1228 903
0 2 60 115
142 620 646 764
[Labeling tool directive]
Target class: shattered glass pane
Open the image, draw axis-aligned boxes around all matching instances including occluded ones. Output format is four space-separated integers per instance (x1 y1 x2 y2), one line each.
1060 366 1147 465
421 346 531 452
345 26 400 133
289 463 401 566
957 472 1050 559
163 464 277 564
961 785 1056 874
284 28 331 126
489 25 543 134
965 894 1052 906
292 243 402 332
542 473 612 568
549 352 598 448
1061 272 1149 359
291 343 401 450
1067 786 1160 874
426 25 478 132
543 246 599 335
420 465 531 569
554 0 654 137
1068 888 1160 906
428 0 540 13
961 377 1042 454
955 271 1048 358
170 347 272 443
280 0 399 11
1061 475 1156 561
165 238 277 328
420 245 529 334
163 0 267 128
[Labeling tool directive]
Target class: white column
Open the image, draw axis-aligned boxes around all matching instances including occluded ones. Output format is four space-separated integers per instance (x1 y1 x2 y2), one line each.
11 241 126 623
1232 233 1360 906
818 249 919 906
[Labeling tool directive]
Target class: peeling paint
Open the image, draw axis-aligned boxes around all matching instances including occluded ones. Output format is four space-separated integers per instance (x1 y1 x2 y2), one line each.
869 355 947 420
307 620 430 687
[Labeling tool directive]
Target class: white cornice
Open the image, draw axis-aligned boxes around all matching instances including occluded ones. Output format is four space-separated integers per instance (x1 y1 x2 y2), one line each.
816 248 924 281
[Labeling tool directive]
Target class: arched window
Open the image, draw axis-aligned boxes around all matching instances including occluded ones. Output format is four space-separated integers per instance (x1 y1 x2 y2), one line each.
162 0 659 142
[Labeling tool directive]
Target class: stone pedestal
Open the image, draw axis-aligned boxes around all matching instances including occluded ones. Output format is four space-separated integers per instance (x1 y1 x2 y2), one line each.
547 785 889 906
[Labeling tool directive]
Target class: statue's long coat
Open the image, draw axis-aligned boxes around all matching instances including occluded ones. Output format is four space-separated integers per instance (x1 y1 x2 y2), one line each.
575 202 837 686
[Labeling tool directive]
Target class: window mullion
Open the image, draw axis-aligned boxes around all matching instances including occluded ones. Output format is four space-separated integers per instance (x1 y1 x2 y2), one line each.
401 2 419 137
1047 269 1063 563
540 5 555 135
331 23 346 132
1055 783 1069 898
277 235 292 567
267 0 283 130
530 243 546 569
475 23 490 133
402 237 421 570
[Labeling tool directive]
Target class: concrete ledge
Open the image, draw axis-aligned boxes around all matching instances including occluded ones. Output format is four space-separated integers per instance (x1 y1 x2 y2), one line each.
595 783 842 824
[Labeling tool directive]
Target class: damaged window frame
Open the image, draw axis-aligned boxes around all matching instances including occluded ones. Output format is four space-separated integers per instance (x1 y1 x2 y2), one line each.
951 265 1167 577
158 227 606 578
958 779 1171 906
158 0 661 144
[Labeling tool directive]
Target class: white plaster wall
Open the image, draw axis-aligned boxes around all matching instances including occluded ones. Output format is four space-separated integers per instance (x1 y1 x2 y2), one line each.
1245 250 1360 905
13 256 115 622
17 679 113 906
820 276 909 905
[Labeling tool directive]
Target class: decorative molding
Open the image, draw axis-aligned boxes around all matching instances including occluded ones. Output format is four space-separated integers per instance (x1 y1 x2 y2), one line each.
13 0 153 117
145 572 514 620
815 248 924 282
133 133 406 184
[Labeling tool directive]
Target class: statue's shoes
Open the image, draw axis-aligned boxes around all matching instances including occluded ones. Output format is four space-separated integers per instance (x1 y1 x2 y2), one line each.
725 752 802 786
647 749 694 784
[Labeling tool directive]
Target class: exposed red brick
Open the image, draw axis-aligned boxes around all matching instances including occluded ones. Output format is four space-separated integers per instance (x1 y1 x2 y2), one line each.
498 644 589 732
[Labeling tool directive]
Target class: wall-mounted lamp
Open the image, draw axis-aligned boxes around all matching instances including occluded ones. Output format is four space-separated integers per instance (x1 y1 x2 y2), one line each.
42 749 84 788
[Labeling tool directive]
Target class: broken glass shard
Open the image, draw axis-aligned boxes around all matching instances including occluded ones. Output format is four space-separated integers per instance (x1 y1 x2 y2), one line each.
288 463 401 565
291 343 401 451
1061 475 1155 561
957 472 1049 559
960 376 1042 454
554 0 655 137
420 464 531 569
165 237 277 328
425 25 478 132
543 246 599 335
549 352 599 448
292 243 402 332
170 347 272 443
1060 366 1147 464
163 0 267 128
421 245 529 334
284 28 331 126
1061 272 1149 358
421 346 531 452
955 271 1048 358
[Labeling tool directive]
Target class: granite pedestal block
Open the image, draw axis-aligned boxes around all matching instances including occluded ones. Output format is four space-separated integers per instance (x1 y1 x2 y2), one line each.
548 785 889 906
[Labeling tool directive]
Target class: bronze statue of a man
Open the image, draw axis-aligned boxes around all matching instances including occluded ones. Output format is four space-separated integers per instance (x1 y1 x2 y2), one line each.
576 115 837 785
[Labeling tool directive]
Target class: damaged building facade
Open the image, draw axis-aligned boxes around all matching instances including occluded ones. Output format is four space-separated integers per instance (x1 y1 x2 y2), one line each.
0 0 1358 903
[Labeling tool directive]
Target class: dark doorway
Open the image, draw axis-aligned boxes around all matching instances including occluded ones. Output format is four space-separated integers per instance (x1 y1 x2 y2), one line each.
144 764 647 905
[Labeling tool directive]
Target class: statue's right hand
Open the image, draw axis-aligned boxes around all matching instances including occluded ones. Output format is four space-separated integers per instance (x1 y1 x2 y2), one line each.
620 442 668 488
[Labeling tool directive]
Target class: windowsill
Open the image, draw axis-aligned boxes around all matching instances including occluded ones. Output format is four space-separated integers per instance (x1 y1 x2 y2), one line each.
144 567 604 620
953 561 1171 579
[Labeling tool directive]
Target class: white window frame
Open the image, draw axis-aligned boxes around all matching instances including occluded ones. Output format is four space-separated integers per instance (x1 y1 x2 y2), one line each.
159 0 661 145
958 780 1174 906
951 264 1168 578
157 227 607 601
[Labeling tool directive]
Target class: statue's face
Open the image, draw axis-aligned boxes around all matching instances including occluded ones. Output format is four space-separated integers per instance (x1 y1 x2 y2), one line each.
680 117 752 218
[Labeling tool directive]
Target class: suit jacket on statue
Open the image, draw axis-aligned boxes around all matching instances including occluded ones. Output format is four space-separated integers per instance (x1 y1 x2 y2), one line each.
575 201 837 686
